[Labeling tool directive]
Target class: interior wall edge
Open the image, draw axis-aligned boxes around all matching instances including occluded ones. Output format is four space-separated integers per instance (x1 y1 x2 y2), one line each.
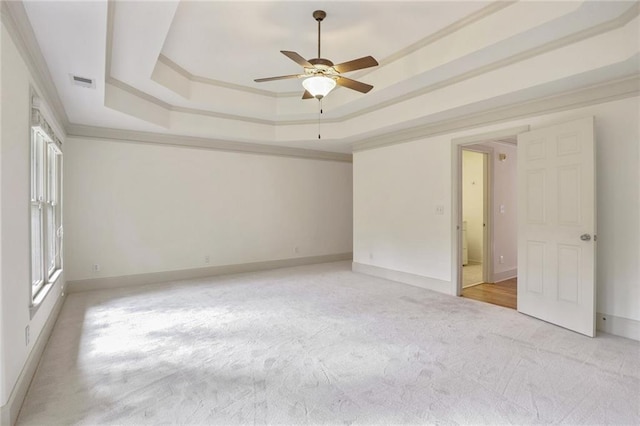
352 262 453 296
0 291 65 426
65 127 353 163
67 253 353 294
596 312 640 341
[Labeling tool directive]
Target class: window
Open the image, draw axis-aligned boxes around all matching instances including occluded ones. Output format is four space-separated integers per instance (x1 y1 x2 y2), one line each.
30 105 63 302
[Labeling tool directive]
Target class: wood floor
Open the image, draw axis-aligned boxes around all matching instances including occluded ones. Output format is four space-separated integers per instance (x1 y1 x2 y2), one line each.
462 278 517 309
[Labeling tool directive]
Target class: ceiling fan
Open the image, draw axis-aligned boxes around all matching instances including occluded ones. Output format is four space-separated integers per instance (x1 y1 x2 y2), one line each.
254 10 379 100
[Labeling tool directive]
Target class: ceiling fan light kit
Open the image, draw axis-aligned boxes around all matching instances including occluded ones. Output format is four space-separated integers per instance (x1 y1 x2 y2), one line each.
254 10 378 101
302 75 336 99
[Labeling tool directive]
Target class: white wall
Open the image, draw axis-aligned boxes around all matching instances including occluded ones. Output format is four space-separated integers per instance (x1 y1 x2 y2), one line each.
462 150 484 263
64 138 353 282
353 139 452 285
354 96 640 327
593 98 640 323
0 23 65 410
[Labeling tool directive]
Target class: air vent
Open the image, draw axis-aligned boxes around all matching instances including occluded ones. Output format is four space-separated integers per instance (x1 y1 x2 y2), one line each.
70 74 95 89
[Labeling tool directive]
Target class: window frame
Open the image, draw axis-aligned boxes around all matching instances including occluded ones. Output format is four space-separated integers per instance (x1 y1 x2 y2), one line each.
30 100 63 309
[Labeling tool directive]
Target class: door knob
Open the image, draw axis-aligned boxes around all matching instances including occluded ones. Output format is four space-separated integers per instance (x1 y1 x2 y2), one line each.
580 233 592 241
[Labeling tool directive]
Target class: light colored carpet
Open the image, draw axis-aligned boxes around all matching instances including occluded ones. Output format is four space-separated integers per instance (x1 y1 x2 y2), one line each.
18 261 640 425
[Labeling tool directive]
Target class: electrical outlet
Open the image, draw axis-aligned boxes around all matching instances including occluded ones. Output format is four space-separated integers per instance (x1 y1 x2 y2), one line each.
369 252 374 260
92 264 101 273
25 325 30 346
204 255 210 264
294 246 300 254
435 205 445 215
499 255 504 264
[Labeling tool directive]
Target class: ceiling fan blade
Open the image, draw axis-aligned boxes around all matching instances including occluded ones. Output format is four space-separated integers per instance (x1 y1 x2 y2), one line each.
281 51 314 68
333 56 378 73
254 74 303 83
302 90 314 99
336 76 373 94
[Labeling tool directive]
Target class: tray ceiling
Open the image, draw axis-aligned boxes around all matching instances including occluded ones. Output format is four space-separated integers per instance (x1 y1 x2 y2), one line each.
14 1 640 153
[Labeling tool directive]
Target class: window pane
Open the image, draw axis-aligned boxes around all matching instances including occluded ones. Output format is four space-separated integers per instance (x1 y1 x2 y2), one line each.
31 130 37 200
47 204 56 275
48 145 57 203
35 133 44 201
31 204 43 292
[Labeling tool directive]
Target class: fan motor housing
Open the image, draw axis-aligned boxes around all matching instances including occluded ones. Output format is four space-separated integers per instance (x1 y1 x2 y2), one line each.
309 58 334 68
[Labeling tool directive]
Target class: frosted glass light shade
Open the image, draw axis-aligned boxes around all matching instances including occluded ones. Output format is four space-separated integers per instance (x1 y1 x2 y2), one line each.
302 76 336 99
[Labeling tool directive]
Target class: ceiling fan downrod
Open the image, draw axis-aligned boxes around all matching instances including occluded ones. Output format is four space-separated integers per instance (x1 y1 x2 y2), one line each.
313 10 326 59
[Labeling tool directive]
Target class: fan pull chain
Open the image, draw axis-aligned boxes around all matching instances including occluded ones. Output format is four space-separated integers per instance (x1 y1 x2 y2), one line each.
318 99 323 140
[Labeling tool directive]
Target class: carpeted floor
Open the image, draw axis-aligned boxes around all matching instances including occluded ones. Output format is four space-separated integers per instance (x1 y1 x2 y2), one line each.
17 261 640 425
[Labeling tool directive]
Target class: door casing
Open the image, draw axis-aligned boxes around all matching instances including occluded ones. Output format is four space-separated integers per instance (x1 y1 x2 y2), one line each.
451 125 530 296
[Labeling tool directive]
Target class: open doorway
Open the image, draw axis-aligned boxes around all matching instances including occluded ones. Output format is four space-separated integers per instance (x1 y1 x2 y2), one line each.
457 139 518 309
452 118 596 334
461 148 489 288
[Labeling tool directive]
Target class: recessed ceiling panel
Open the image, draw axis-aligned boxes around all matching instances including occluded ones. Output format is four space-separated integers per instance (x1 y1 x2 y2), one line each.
160 1 492 91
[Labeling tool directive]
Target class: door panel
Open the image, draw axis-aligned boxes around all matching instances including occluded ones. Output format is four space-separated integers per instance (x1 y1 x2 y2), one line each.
517 116 596 337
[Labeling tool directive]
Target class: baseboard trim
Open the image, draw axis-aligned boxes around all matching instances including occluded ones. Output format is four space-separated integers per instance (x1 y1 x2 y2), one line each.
67 253 353 293
493 269 517 283
352 262 453 295
0 291 66 426
596 312 640 341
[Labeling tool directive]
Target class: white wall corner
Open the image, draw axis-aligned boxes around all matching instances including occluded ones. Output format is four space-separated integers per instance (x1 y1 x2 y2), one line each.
596 312 640 341
352 262 454 295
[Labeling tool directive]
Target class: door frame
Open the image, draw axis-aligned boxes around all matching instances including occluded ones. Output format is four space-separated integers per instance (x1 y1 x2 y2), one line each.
451 125 530 296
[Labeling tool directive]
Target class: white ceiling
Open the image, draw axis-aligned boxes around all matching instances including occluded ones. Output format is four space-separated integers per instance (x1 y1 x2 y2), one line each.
16 1 640 153
162 1 490 91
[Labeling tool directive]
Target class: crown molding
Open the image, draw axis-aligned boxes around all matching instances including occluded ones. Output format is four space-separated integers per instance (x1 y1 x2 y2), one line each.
68 74 639 160
154 2 516 99
107 77 325 126
1 0 69 132
157 54 285 98
65 124 353 163
104 2 639 129
107 77 172 110
383 1 517 66
356 1 517 80
336 2 640 126
352 74 640 152
11 0 638 152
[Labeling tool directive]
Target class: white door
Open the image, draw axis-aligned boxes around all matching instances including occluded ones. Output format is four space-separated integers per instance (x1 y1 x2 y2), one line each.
517 116 596 337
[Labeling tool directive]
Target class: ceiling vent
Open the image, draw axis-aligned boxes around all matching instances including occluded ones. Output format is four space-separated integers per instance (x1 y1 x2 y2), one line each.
70 74 95 89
